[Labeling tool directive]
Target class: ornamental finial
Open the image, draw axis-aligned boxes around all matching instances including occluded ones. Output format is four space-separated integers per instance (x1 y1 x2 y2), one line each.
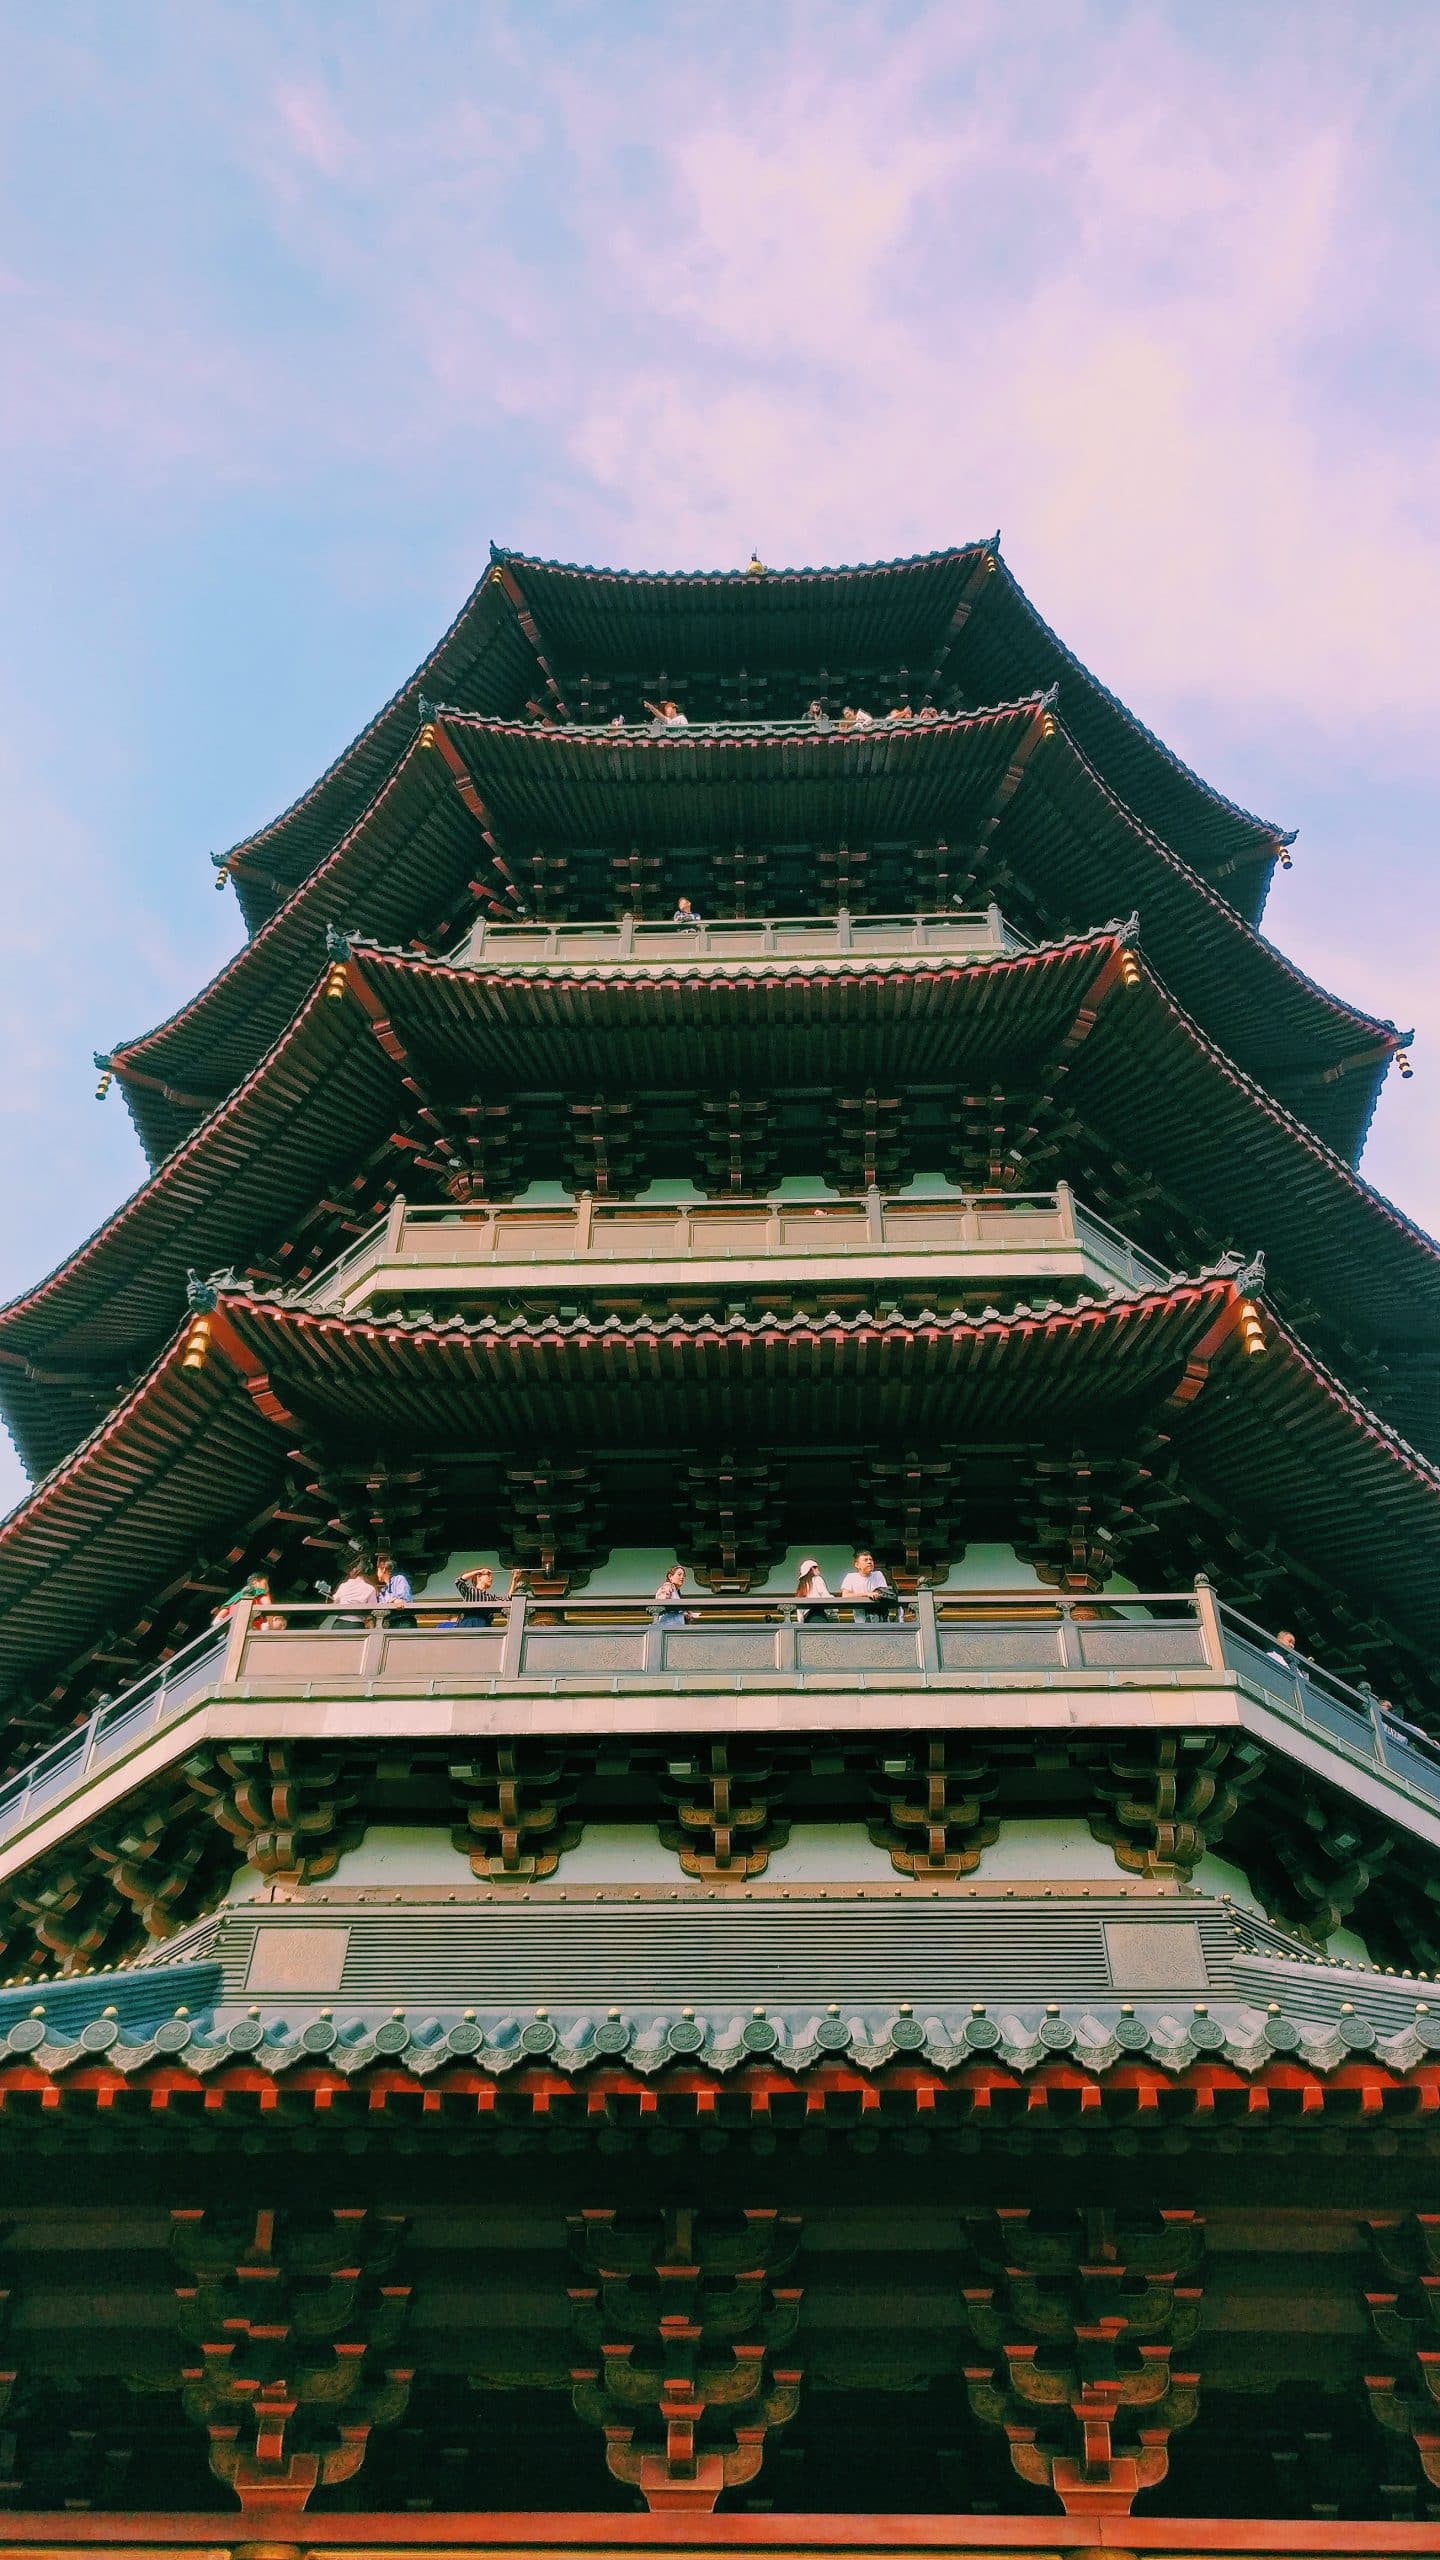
325 923 356 962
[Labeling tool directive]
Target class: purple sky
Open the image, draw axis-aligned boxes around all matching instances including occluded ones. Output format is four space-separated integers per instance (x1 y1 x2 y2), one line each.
1 1 1437 1511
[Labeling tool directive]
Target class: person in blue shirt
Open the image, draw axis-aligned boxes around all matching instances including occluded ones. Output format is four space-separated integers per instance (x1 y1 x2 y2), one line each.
375 1552 414 1628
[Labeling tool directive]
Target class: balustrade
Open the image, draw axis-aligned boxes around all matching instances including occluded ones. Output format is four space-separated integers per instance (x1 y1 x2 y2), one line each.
308 1183 1170 1314
452 905 1024 966
3 1588 1436 1861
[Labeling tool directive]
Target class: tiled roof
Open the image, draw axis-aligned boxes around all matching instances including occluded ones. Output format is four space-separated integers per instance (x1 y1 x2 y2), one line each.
105 706 1395 1165
3 1261 1438 1697
4 929 1436 1483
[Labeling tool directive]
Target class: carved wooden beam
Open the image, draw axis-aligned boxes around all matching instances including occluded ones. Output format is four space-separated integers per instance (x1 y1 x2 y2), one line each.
1246 1782 1395 1945
499 1456 607 1595
566 1095 644 1198
447 1099 526 1200
660 1744 791 1881
677 1449 786 1593
171 2205 412 2513
827 1089 910 1191
869 1741 999 1877
856 1448 966 1589
450 1743 581 1881
1364 2216 1440 2501
962 2207 1203 2518
570 2206 802 2512
697 1092 780 1195
1090 1733 1264 1881
1016 1441 1161 1592
185 1741 363 1886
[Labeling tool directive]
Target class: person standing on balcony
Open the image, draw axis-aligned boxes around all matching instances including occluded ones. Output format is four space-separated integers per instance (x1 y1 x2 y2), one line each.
375 1552 414 1628
653 1565 692 1628
794 1558 833 1623
841 1549 894 1622
330 1558 378 1628
645 697 688 728
211 1571 271 1626
672 896 703 928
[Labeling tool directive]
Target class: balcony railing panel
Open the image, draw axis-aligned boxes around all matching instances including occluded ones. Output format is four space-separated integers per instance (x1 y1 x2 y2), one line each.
5 1592 1439 1862
453 907 1026 968
307 1185 1172 1315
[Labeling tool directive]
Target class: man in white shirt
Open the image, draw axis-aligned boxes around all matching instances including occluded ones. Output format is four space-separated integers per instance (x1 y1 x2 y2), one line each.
840 1549 891 1623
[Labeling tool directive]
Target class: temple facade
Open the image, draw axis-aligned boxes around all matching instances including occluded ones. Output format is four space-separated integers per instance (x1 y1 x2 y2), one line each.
0 541 1438 2557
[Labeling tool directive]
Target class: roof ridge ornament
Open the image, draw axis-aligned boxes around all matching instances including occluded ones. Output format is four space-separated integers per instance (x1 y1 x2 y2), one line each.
325 924 357 961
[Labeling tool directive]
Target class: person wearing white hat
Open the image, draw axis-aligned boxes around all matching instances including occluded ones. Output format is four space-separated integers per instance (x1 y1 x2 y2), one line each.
794 1557 834 1623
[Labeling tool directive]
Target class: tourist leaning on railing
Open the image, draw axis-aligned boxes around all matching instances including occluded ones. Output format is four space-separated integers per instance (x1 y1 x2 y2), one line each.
839 1550 895 1622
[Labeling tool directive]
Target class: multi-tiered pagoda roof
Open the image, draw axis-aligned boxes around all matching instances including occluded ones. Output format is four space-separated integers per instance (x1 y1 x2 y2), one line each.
0 542 1437 2553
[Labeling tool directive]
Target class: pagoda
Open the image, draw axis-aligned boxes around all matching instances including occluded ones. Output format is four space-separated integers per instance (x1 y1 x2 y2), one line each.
0 539 1439 2559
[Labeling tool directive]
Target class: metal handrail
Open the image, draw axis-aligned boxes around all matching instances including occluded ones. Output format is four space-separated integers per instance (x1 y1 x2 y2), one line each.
0 1622 227 1837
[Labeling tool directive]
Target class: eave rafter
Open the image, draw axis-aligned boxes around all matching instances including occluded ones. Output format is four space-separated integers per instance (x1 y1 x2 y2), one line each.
922 538 1000 695
423 714 526 920
487 555 571 720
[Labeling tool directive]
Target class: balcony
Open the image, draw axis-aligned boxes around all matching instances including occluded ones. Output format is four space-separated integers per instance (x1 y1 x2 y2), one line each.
451 906 1025 968
306 1184 1170 1317
2 1589 1438 1881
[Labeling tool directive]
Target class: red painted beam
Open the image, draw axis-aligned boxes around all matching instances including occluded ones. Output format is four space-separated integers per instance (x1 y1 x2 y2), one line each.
0 2510 1430 2554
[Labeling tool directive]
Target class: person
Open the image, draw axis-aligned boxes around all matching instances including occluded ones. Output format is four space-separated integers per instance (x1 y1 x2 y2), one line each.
794 1557 833 1623
850 706 874 730
885 703 910 723
805 699 827 724
644 698 689 728
1266 1628 1300 1670
673 896 703 928
375 1552 414 1628
917 703 940 724
212 1572 271 1626
444 1564 520 1629
840 1549 893 1623
330 1559 378 1629
608 712 626 730
652 1565 691 1629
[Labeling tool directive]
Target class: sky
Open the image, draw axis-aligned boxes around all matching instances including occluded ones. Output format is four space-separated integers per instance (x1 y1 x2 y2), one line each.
0 0 1437 1515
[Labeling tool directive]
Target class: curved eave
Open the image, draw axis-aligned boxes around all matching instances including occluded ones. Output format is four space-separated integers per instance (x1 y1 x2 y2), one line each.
434 707 1398 1158
493 540 999 675
967 553 1292 901
3 1266 1439 1696
0 975 400 1475
112 701 1391 1165
106 732 480 1166
215 568 541 932
0 930 1125 1475
6 928 1439 1480
217 537 1294 932
503 540 1291 900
